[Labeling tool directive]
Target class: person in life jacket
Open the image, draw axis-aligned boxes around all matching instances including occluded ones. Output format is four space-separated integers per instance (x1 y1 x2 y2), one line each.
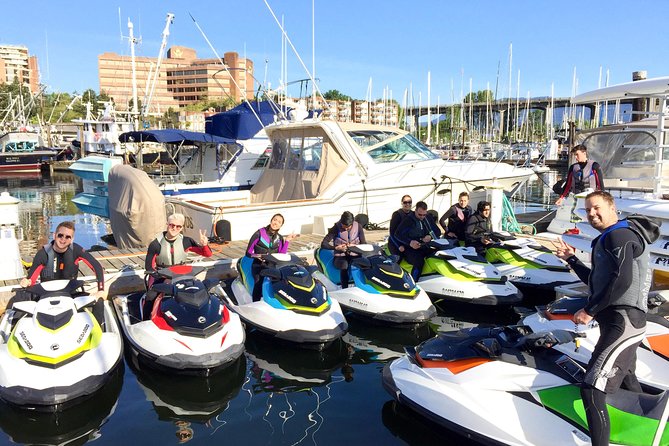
394 201 442 281
555 144 604 206
388 195 413 255
145 213 212 274
465 200 494 255
321 211 367 288
246 213 299 300
439 191 473 242
555 190 661 446
20 221 105 298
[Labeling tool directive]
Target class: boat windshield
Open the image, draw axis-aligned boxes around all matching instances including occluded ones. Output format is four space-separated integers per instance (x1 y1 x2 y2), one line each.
347 130 438 163
4 141 36 152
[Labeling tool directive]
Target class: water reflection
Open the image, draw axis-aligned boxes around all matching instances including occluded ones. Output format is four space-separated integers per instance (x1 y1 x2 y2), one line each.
0 365 123 446
127 354 246 442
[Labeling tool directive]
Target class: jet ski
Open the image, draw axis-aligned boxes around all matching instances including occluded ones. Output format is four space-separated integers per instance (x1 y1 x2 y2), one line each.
521 296 669 389
484 230 580 293
396 238 521 306
313 244 436 325
0 280 123 408
222 253 347 350
0 365 123 445
383 325 669 445
113 265 245 374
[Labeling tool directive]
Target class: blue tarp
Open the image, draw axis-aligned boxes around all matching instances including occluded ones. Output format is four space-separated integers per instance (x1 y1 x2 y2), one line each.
205 101 279 140
118 129 234 145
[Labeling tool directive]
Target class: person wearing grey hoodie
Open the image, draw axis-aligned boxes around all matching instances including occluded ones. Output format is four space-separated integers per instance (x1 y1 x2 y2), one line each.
556 190 661 446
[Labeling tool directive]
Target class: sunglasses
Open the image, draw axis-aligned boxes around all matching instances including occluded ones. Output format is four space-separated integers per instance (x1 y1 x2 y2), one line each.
56 233 72 240
402 201 412 204
168 223 183 229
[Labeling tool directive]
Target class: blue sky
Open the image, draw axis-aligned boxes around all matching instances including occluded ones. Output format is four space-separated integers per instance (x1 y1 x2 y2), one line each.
2 0 669 106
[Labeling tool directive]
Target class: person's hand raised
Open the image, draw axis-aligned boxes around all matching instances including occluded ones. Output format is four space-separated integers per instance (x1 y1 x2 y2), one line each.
199 229 209 246
554 237 575 260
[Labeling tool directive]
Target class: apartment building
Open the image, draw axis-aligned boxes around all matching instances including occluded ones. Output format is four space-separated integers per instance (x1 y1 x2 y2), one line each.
314 97 397 125
0 45 39 93
98 46 253 113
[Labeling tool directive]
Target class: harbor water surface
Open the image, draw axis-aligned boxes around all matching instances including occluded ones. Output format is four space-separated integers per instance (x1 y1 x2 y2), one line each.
0 171 558 446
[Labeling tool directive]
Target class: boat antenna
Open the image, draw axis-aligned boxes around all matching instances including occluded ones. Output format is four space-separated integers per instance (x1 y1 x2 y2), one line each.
262 0 332 114
189 12 266 126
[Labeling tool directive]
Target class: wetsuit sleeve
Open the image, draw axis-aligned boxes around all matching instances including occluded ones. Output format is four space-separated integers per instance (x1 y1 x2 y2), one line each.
246 230 262 257
73 244 105 291
321 225 337 250
278 235 289 254
145 239 161 271
25 249 48 285
183 236 212 258
559 165 575 200
394 217 414 246
593 162 604 190
439 206 455 232
358 226 367 244
465 215 484 244
565 255 591 284
584 229 644 316
389 211 401 236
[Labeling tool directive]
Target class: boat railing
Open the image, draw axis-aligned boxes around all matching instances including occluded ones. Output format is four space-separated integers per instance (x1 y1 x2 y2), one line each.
151 173 204 186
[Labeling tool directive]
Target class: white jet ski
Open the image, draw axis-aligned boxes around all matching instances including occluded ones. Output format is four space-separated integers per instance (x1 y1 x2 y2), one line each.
223 253 347 350
113 265 245 374
397 238 521 306
521 296 669 389
313 244 436 325
0 280 123 408
383 324 669 445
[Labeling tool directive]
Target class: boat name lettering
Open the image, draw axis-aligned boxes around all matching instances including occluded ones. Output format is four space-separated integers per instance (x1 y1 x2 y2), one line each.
19 331 32 349
76 324 90 343
278 289 296 304
371 276 391 288
184 216 194 230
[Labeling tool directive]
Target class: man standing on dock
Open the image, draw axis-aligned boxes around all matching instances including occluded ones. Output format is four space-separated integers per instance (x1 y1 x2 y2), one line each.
20 221 106 298
555 144 603 206
556 191 660 445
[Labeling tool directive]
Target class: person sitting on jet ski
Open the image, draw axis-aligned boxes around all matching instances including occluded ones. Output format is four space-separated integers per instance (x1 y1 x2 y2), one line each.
439 191 472 242
465 201 494 255
393 201 441 281
20 221 105 299
321 211 367 288
145 213 212 273
246 213 299 300
555 190 660 446
388 195 413 256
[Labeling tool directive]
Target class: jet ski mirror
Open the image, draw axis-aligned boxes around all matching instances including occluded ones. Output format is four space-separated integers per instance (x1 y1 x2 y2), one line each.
11 301 36 316
388 254 400 264
74 295 96 311
202 278 220 290
260 268 282 281
350 257 372 269
151 282 174 296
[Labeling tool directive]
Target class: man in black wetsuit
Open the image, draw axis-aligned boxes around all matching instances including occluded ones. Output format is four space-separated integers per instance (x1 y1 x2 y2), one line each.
393 201 441 281
555 144 604 206
21 221 105 298
556 190 660 446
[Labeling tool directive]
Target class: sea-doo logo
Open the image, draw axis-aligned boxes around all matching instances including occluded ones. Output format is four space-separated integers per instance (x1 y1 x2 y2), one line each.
18 331 32 350
371 276 391 288
198 316 206 324
278 289 297 304
76 324 90 344
50 344 59 351
293 271 306 276
403 283 410 289
310 297 318 304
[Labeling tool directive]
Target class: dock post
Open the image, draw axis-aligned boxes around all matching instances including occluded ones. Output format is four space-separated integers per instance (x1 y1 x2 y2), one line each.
486 178 504 232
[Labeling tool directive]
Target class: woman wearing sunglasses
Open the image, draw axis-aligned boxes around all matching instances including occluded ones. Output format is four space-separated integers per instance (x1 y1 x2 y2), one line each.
20 221 106 298
145 213 212 273
388 195 413 256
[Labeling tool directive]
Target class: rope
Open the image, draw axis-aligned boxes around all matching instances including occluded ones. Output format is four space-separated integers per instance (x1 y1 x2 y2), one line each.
501 194 536 235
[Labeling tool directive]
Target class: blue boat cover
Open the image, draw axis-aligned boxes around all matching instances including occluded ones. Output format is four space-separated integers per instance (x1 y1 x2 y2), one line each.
118 129 234 145
205 101 279 140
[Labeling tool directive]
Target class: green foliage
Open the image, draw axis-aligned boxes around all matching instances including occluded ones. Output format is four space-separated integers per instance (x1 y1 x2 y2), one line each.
323 89 352 101
464 89 494 103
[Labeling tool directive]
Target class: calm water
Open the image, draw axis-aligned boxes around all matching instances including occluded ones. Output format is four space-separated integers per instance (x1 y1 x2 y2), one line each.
0 171 557 446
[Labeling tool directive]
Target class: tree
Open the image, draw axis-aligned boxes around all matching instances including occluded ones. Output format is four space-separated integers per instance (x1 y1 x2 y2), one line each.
323 89 352 101
464 89 494 104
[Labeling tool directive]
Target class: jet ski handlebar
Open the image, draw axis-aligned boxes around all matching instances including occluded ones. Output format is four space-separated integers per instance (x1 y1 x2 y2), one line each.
516 330 586 350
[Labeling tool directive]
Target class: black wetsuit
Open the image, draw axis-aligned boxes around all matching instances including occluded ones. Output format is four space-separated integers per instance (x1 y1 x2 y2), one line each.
440 204 472 241
388 208 411 255
394 213 441 281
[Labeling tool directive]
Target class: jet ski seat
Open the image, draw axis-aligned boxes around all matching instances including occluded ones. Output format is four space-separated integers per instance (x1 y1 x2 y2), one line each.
607 388 669 421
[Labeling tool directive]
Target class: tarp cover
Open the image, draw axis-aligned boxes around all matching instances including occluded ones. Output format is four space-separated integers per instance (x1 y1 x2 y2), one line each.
108 164 166 249
118 129 233 145
205 101 279 140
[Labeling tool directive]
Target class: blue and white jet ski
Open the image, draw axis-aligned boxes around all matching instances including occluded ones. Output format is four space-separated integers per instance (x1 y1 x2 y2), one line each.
383 325 669 445
313 244 436 325
521 296 669 389
223 253 347 350
0 280 123 408
113 265 245 374
397 238 521 306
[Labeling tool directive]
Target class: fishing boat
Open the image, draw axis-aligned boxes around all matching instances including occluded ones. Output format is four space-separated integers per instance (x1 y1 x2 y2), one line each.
542 76 669 286
166 117 534 242
0 130 55 172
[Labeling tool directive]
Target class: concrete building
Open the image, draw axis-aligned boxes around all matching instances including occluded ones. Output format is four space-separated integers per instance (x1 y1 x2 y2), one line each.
0 45 39 93
98 46 253 114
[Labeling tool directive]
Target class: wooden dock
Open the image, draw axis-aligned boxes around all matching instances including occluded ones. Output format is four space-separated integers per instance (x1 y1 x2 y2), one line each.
0 230 390 313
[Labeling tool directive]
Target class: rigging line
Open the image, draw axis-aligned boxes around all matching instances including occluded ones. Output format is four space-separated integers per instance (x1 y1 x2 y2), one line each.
188 12 265 126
